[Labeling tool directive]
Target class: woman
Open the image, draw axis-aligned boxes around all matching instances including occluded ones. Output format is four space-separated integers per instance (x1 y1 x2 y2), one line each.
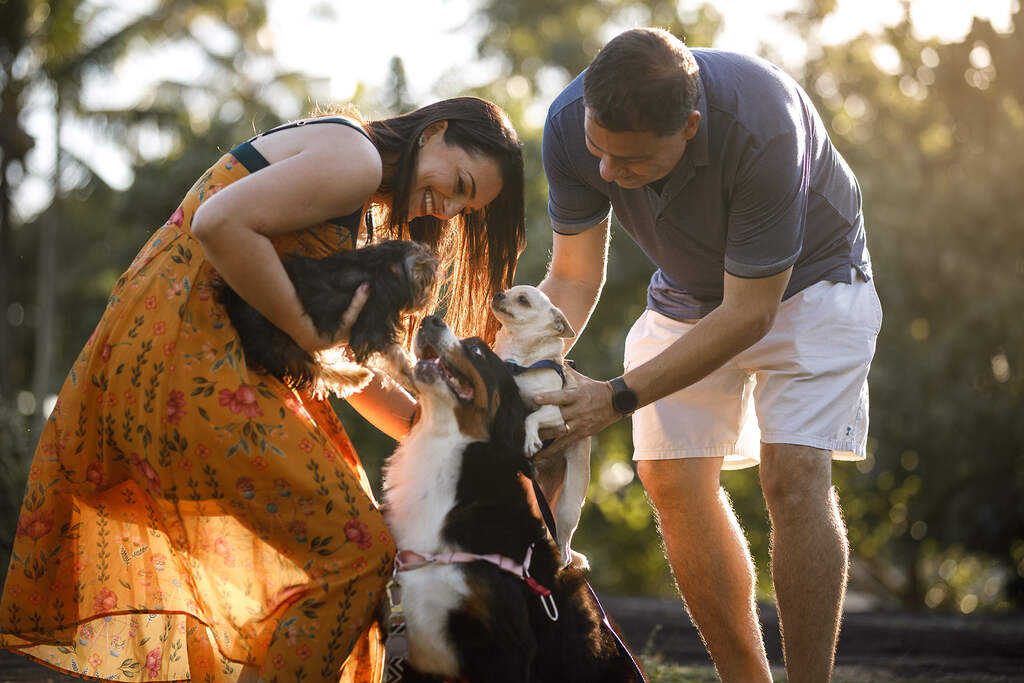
0 97 525 683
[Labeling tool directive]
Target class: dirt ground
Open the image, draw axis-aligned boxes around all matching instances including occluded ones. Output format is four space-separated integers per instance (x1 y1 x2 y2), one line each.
603 595 1024 681
2 596 1023 681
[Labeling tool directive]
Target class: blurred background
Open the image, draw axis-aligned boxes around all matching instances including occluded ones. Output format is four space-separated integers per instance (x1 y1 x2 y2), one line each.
1 0 1021 619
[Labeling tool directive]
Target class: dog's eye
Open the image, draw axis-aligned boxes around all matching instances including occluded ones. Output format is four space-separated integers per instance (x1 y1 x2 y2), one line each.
517 295 530 306
471 345 485 357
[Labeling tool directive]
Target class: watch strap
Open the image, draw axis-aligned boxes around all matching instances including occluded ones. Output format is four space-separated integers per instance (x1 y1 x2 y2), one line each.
609 375 638 415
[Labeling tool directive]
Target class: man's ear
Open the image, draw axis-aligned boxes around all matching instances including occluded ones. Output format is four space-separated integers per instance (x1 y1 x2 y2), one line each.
551 309 576 338
683 110 701 141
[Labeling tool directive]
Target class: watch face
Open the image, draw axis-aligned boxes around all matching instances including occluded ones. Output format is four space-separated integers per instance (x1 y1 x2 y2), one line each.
615 393 638 414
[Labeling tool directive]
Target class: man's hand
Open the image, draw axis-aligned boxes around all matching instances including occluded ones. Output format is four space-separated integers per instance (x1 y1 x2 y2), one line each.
534 366 621 454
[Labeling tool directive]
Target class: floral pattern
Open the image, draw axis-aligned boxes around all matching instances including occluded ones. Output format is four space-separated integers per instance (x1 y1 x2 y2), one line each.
0 150 394 682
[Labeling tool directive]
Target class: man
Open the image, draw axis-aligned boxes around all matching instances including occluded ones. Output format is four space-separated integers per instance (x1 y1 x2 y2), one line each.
534 28 881 683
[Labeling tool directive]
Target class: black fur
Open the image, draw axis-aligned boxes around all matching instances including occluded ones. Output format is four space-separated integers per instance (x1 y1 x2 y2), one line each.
216 240 436 391
395 322 641 682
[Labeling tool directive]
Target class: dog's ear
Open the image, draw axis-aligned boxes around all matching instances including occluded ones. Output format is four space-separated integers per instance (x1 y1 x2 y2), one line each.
551 309 576 338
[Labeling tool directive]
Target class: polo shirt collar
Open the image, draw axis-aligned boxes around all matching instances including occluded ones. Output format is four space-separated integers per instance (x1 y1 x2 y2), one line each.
687 75 710 167
657 76 709 203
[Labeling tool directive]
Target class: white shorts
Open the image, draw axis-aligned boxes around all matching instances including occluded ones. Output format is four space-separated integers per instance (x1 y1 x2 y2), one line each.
624 272 882 469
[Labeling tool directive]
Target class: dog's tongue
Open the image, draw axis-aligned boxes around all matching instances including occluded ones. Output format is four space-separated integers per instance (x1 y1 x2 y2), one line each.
439 359 474 401
453 380 474 401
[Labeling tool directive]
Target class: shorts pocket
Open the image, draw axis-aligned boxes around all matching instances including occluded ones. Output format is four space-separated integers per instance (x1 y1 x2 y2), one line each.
867 279 883 335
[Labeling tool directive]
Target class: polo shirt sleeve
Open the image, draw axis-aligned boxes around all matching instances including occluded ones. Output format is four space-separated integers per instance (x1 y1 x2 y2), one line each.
725 126 809 278
542 113 611 235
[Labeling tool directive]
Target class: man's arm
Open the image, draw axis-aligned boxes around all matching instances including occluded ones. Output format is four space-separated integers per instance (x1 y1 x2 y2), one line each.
625 267 791 408
537 266 792 448
538 219 611 355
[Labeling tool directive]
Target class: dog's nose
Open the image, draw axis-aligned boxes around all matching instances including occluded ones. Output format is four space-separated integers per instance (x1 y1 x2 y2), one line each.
422 315 444 328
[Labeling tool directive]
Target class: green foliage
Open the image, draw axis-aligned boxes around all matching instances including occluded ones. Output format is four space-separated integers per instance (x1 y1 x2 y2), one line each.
796 8 1024 609
476 0 721 83
0 400 33 581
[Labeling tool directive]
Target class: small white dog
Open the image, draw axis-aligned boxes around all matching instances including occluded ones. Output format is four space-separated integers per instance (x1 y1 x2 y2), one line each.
492 285 591 567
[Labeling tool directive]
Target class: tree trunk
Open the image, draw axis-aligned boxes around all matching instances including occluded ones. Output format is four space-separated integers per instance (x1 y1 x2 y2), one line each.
31 87 60 432
0 155 11 401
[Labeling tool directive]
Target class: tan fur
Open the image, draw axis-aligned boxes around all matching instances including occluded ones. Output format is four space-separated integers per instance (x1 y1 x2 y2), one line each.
445 351 499 440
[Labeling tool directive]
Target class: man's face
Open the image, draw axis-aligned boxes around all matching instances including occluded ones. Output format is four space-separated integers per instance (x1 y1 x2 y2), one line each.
583 109 700 189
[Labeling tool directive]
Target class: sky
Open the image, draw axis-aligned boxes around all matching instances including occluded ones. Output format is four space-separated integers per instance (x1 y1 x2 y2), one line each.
262 0 1018 102
12 0 1020 220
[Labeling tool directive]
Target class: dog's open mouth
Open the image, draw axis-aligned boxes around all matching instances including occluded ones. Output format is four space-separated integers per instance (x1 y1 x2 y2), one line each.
417 343 475 402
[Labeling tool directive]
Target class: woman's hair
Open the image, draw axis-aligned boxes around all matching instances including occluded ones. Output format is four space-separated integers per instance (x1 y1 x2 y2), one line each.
318 97 525 344
583 28 701 136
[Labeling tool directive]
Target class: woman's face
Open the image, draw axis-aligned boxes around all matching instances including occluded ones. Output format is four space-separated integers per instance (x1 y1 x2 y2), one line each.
408 122 503 221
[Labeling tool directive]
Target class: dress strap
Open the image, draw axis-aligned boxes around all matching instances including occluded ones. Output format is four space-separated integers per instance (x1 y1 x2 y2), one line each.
227 117 375 234
231 117 374 173
246 116 373 144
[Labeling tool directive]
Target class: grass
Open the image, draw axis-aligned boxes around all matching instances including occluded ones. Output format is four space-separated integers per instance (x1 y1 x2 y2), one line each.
635 625 1015 683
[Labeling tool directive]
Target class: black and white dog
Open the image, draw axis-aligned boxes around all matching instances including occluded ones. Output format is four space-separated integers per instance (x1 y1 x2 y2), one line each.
217 239 437 396
382 315 641 682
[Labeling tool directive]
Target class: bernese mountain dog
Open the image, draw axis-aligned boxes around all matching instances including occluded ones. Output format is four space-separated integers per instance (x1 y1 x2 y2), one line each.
382 314 642 682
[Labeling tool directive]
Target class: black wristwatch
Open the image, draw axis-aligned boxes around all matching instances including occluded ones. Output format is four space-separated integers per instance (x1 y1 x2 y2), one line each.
609 376 638 415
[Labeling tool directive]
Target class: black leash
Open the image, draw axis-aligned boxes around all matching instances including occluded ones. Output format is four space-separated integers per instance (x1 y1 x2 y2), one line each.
528 476 648 683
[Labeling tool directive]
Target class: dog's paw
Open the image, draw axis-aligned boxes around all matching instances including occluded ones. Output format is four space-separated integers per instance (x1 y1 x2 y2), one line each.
313 354 374 398
568 549 590 571
370 345 417 394
524 430 544 456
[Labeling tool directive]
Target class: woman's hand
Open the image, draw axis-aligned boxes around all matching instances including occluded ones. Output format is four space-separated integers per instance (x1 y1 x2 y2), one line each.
298 282 370 352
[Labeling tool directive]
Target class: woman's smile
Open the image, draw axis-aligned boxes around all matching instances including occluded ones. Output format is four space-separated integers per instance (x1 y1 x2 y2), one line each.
410 121 503 221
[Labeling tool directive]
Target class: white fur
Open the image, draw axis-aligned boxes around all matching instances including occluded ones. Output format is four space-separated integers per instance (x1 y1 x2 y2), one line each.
313 344 415 398
492 285 591 567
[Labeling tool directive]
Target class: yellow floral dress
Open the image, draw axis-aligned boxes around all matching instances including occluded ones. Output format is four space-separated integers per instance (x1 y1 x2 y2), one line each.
0 119 394 682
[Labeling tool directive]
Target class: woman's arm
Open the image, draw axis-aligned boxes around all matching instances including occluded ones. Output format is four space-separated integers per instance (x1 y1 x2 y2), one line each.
191 125 382 351
345 373 418 441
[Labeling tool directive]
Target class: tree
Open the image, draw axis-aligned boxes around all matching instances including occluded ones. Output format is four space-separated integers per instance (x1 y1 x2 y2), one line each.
795 7 1024 608
1 0 319 589
1 0 311 423
0 0 34 402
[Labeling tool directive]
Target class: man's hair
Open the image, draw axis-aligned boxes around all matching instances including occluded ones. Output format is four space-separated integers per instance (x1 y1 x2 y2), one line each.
583 28 700 136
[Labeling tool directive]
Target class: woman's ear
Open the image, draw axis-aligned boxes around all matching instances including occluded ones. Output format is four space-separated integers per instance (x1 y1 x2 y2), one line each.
421 120 449 145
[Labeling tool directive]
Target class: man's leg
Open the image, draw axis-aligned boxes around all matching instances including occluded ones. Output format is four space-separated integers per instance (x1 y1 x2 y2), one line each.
760 443 848 683
637 457 772 683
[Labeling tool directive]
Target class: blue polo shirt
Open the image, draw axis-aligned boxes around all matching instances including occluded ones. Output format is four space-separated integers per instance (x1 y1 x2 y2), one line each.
542 48 871 320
